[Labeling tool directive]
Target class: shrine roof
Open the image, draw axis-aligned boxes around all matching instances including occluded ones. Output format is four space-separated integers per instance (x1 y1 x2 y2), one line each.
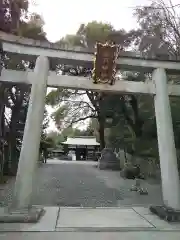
62 137 100 146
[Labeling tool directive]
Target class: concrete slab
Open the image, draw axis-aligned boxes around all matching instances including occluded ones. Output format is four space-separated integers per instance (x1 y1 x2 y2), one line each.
132 207 152 215
1 232 180 240
0 206 59 232
57 207 154 229
132 207 180 230
142 214 180 230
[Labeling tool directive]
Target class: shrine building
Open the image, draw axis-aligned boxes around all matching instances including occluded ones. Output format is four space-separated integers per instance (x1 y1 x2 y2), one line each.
62 136 100 160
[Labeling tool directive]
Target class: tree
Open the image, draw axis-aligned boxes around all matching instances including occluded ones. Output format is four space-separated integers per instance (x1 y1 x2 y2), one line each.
0 0 29 33
0 0 29 177
0 7 47 176
47 2 180 162
134 0 180 57
116 0 180 159
47 21 137 149
19 13 46 40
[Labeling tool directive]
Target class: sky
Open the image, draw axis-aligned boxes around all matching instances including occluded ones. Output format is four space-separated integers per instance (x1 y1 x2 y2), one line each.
28 0 179 132
29 0 150 42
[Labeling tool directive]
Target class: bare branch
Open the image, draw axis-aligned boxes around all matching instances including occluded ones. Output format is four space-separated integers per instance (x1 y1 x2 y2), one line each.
86 91 100 111
61 99 95 111
70 115 97 125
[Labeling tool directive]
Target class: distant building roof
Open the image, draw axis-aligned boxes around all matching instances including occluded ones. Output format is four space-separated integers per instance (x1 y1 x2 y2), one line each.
52 149 64 153
62 136 100 146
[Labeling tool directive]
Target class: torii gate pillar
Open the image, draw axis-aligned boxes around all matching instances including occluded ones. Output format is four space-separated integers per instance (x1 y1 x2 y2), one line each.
0 56 49 223
153 68 180 210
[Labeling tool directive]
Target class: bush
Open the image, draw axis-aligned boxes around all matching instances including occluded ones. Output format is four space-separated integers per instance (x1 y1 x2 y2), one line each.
121 164 141 179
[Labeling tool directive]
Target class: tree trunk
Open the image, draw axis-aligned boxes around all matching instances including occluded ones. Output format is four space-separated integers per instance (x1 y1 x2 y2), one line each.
8 107 19 175
0 84 7 136
0 83 7 178
0 105 5 179
98 116 105 150
130 96 143 137
8 90 25 175
121 96 143 138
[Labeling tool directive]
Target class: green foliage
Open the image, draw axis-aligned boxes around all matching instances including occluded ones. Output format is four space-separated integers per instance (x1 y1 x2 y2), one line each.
134 1 180 56
46 124 95 149
58 34 84 47
78 21 114 46
0 0 29 33
0 9 48 176
47 21 137 149
46 6 180 159
51 105 69 129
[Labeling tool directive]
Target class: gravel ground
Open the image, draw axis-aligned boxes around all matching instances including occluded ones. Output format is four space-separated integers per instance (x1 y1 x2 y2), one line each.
0 159 163 207
31 161 123 207
0 160 123 207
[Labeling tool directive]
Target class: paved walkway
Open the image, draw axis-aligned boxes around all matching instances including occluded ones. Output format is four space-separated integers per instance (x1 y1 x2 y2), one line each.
0 206 180 239
0 159 163 207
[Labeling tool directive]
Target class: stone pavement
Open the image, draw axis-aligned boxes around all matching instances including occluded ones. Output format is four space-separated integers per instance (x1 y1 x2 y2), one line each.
0 206 180 232
0 206 180 239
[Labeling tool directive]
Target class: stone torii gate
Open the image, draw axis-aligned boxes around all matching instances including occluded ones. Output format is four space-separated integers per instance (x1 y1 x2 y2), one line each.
0 31 180 222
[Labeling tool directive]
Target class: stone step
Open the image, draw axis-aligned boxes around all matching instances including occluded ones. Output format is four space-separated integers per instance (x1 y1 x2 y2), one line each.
1 231 180 240
0 206 180 232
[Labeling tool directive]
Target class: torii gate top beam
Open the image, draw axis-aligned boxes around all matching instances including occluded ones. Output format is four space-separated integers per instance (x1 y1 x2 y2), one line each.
1 31 180 74
1 68 180 96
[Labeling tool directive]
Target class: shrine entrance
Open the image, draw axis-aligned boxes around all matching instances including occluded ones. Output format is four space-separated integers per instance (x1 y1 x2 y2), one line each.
0 31 180 222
